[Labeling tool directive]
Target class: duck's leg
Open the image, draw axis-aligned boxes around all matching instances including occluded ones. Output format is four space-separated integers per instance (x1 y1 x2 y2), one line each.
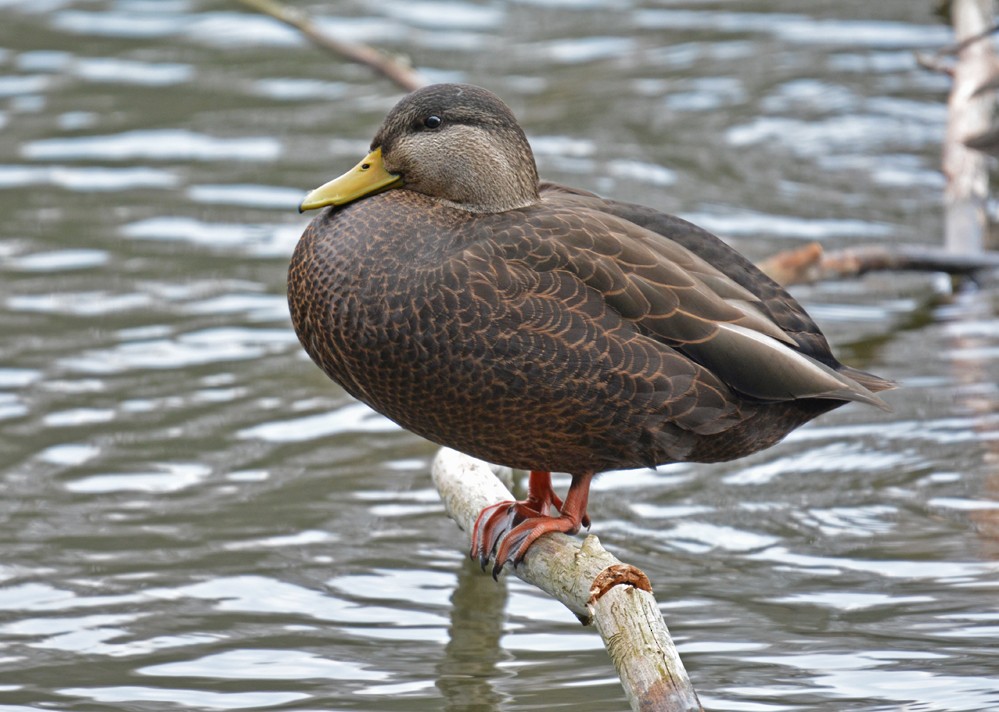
546 482 591 530
470 471 594 579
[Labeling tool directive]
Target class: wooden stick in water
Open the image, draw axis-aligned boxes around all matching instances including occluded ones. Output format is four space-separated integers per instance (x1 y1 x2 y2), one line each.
431 448 703 712
756 242 999 287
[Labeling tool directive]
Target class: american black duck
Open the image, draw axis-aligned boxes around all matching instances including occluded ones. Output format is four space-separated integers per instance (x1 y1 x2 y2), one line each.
289 83 893 576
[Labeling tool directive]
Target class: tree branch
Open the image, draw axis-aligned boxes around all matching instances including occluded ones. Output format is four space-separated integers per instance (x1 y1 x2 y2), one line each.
756 242 999 287
432 448 702 712
235 0 428 92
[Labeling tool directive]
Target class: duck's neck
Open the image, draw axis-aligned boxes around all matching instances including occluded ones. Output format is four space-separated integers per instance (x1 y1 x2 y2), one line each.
438 128 541 214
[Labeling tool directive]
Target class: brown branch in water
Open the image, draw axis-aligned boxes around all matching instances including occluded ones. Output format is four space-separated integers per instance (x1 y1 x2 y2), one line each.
756 241 825 286
756 242 999 287
916 50 958 75
235 0 428 92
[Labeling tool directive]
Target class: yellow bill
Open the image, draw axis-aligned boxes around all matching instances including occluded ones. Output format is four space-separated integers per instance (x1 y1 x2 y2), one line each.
299 147 402 213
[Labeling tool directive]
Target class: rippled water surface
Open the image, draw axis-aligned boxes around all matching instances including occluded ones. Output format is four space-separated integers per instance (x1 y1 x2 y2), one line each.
2 1 998 710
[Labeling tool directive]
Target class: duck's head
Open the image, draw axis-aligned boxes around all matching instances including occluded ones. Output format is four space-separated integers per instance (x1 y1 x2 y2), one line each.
299 83 541 215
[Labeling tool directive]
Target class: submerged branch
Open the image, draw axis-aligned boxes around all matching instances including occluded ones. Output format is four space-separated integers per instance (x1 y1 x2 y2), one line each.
757 242 999 287
756 242 999 287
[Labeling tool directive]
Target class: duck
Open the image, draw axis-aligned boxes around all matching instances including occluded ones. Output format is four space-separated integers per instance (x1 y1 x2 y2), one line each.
288 83 893 577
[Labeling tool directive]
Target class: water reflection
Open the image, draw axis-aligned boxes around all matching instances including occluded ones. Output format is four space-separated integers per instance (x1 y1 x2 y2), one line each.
1 0 998 710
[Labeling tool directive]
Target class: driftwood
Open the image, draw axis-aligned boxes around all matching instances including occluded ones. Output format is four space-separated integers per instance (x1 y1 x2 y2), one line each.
757 241 999 287
432 448 702 712
234 0 427 91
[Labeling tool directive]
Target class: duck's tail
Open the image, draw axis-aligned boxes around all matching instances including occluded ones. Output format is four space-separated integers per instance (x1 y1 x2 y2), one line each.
836 364 897 399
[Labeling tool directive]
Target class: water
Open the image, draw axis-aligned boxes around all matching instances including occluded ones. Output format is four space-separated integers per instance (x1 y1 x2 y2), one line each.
1 1 998 710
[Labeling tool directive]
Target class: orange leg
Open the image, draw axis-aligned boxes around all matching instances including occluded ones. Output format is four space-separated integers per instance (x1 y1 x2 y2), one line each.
470 471 594 578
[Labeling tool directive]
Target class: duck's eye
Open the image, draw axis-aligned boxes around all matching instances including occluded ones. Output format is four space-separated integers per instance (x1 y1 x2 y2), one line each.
423 115 442 129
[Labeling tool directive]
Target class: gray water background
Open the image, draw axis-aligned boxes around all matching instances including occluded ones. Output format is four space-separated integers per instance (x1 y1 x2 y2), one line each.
1 1 998 710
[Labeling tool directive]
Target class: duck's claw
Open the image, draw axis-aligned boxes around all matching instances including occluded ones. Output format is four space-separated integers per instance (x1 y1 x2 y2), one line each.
490 513 584 578
470 505 587 578
470 499 548 577
469 471 594 578
470 500 517 570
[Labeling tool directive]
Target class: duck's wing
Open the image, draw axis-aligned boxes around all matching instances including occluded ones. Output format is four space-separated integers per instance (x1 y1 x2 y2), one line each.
539 182 894 397
539 185 825 350
500 196 889 409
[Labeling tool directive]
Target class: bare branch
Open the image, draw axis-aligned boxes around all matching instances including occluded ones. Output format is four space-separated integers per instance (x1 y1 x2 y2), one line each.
756 242 999 287
235 0 428 92
432 448 703 712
